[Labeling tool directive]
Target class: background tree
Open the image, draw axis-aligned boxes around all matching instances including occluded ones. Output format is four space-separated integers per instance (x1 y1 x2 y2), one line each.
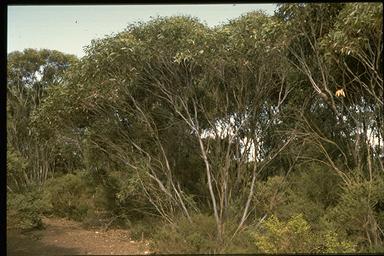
7 49 78 191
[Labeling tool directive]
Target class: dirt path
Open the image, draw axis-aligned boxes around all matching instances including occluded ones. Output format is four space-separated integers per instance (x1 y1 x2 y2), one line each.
7 217 151 255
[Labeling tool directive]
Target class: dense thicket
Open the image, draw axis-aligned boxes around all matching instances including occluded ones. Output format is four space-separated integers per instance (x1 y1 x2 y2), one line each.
7 3 383 253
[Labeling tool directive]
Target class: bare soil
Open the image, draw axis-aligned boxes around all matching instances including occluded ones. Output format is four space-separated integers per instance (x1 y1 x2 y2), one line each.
7 217 151 255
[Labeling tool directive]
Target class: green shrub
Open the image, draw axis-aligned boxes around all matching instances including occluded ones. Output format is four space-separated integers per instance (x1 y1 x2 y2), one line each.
290 164 342 208
222 228 258 253
253 214 315 253
253 176 287 216
152 214 218 253
7 189 49 230
43 172 93 221
152 213 257 253
321 229 356 253
324 174 384 250
130 218 158 240
279 192 325 226
269 166 342 227
252 174 324 227
253 214 355 253
6 146 29 192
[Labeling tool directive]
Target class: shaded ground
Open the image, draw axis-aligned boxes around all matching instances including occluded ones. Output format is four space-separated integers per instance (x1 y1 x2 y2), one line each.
7 217 151 255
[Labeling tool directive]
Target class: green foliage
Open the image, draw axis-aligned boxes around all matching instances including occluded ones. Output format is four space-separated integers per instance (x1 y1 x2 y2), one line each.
38 169 153 227
129 218 158 240
7 144 29 192
324 174 384 249
291 164 342 208
321 229 357 253
152 213 257 253
7 49 79 190
222 228 258 253
276 165 342 225
322 3 382 55
152 214 218 253
253 167 342 227
253 214 355 253
253 176 287 216
42 173 93 221
254 214 314 253
7 189 49 230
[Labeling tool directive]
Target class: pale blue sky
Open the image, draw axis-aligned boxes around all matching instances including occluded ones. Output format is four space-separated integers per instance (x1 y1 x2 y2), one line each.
7 4 277 57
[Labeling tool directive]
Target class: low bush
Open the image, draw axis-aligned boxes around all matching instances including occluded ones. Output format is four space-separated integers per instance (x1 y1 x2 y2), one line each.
152 213 258 253
129 217 158 240
42 172 94 221
324 174 384 250
253 175 287 216
253 214 356 253
152 214 218 253
7 189 49 230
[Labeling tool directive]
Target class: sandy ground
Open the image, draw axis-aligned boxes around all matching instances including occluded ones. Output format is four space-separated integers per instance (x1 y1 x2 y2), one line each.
7 217 151 255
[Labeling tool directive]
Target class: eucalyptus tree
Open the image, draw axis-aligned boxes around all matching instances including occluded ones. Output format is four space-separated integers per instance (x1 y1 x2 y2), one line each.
32 14 294 246
275 3 384 249
319 3 384 249
320 3 383 172
7 49 78 190
113 13 294 242
276 3 383 173
119 13 292 241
